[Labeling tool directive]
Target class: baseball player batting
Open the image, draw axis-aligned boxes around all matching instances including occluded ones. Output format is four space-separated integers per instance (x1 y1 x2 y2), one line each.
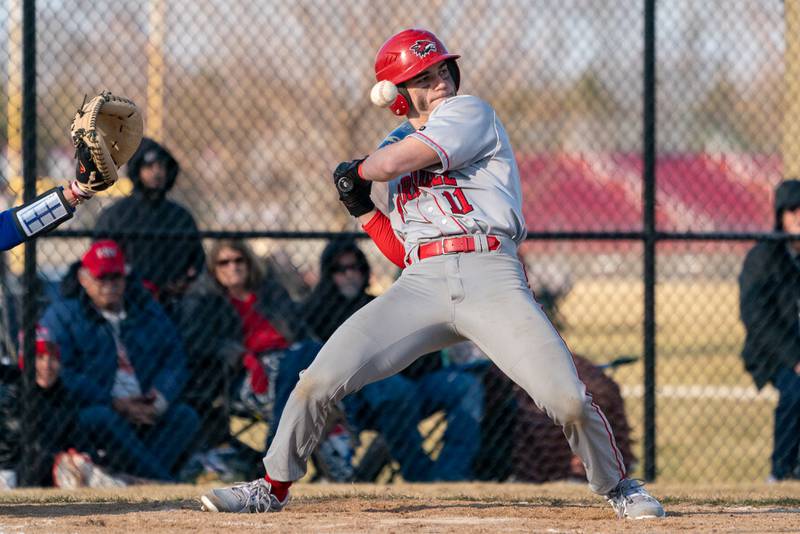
201 28 665 520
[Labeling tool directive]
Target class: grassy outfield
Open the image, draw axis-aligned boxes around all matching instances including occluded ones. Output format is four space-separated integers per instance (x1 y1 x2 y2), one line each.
559 278 774 483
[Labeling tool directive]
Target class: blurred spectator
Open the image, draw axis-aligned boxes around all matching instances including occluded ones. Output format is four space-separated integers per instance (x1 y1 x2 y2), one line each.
39 240 199 482
159 264 262 482
301 238 483 482
95 137 205 300
739 179 800 482
0 325 124 489
0 326 75 487
206 239 352 481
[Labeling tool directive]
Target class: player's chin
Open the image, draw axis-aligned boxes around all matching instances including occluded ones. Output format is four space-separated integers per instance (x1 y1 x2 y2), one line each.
429 95 450 111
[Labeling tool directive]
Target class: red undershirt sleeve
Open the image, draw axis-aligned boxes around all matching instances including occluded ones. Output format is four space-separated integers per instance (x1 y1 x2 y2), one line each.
362 210 406 269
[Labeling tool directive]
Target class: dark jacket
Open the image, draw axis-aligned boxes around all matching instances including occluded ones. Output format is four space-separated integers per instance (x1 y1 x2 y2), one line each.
95 138 205 288
739 241 800 389
162 273 244 371
0 365 77 485
302 239 442 378
303 239 373 342
739 179 800 389
39 264 188 406
253 260 311 344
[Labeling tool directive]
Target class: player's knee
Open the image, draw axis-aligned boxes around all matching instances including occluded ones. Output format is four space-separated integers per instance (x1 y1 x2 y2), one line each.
558 395 587 425
294 369 342 404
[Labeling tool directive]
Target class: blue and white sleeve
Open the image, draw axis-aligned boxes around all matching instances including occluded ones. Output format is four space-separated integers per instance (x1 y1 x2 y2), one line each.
1 187 74 251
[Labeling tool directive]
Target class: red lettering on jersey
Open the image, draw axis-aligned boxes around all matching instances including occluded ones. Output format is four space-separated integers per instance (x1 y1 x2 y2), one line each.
418 171 433 188
396 171 473 216
395 194 406 223
442 187 475 214
399 175 421 205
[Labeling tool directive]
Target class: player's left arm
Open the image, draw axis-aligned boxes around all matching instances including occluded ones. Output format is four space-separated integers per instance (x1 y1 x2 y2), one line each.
360 96 497 181
359 136 440 182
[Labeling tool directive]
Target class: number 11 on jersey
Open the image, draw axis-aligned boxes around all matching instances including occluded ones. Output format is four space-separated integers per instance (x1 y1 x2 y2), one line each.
442 187 474 215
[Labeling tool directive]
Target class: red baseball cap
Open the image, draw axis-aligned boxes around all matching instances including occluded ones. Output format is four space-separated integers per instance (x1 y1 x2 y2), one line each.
82 240 126 278
17 326 60 370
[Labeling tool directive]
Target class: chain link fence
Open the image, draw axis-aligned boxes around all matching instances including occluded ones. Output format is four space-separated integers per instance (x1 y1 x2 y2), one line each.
0 0 794 488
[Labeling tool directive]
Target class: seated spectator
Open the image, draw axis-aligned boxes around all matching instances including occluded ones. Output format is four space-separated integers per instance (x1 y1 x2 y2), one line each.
0 326 124 489
95 137 205 301
205 239 353 481
739 179 800 482
0 327 72 487
302 238 484 482
159 267 244 454
40 240 199 482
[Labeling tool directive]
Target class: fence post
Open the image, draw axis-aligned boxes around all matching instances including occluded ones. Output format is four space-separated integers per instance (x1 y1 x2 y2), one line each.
642 0 658 482
19 0 38 488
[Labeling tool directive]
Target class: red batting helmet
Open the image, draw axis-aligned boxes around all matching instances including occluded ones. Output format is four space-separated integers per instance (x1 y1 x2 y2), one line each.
374 29 460 116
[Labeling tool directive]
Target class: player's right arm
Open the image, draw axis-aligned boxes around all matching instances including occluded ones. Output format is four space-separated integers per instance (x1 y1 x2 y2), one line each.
361 210 405 268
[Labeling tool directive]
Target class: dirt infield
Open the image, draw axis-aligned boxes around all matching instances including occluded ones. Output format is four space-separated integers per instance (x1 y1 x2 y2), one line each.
1 482 799 533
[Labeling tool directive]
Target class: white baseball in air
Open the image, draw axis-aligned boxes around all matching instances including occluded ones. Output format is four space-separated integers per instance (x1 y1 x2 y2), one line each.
370 80 398 108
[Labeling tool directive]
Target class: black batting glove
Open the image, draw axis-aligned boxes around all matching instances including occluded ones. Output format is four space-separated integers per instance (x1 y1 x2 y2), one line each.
333 157 374 217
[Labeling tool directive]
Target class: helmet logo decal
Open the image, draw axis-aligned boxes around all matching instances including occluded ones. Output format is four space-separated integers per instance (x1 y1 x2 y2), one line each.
410 40 437 58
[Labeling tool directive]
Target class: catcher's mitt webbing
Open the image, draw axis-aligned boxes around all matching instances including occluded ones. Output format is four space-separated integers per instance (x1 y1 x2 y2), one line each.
70 91 143 192
11 187 74 240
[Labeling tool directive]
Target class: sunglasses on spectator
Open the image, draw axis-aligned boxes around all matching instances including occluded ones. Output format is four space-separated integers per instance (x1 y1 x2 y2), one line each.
332 263 361 274
216 256 246 267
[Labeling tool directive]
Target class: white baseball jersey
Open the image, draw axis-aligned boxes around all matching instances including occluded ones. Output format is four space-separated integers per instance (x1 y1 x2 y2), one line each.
382 95 527 255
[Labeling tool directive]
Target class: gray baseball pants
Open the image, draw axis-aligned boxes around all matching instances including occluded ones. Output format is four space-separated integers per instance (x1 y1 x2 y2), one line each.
264 241 627 494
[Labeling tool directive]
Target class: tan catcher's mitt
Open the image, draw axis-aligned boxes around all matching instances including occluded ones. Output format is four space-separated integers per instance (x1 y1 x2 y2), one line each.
70 91 143 198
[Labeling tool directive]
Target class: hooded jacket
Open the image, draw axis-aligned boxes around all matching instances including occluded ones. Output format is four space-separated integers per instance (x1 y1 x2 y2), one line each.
302 239 373 342
301 239 442 378
739 179 800 389
39 262 188 406
95 138 205 289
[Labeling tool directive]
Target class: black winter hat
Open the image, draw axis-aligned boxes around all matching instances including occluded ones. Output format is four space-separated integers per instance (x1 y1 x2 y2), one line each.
774 179 800 230
776 180 800 212
126 137 180 194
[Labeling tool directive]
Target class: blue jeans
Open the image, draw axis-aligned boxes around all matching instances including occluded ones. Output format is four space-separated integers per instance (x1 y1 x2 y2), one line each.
344 367 484 481
77 402 200 481
771 367 800 479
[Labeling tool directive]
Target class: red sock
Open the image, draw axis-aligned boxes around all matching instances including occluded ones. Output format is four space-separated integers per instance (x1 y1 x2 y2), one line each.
264 472 292 501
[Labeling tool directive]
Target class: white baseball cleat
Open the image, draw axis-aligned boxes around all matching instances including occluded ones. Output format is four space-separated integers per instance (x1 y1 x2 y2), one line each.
606 478 665 519
200 478 289 513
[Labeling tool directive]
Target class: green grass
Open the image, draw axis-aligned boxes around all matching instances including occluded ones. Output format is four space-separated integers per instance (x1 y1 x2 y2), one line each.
557 278 773 483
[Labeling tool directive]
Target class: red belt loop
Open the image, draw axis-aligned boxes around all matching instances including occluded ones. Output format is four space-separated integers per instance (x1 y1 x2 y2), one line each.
417 235 500 262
